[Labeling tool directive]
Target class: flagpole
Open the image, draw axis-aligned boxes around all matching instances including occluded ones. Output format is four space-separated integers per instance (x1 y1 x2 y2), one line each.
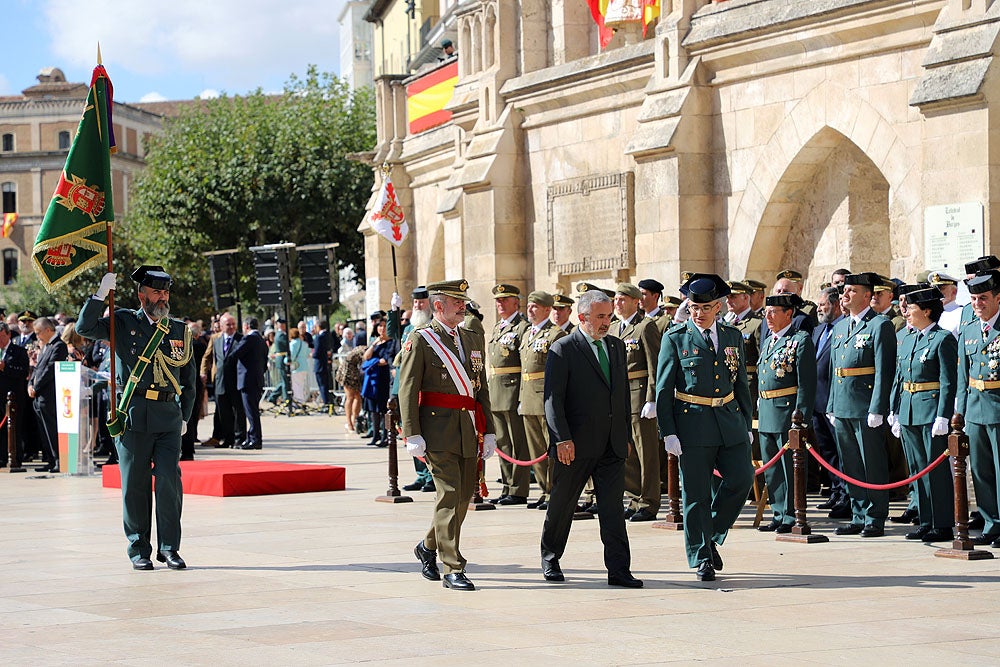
97 43 117 422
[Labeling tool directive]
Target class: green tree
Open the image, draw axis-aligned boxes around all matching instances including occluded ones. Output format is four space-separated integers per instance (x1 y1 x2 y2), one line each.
125 66 375 319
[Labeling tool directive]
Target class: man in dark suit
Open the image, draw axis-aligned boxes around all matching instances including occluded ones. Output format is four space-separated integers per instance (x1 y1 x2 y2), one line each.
811 286 848 516
0 321 30 468
201 313 245 448
28 317 69 472
181 322 209 460
312 320 333 408
540 289 642 588
230 318 269 449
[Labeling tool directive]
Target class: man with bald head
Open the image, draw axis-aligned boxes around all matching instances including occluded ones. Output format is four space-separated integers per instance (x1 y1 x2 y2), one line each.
200 313 245 449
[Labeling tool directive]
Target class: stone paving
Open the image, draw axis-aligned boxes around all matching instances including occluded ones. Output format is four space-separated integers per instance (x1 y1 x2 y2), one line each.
2 411 999 665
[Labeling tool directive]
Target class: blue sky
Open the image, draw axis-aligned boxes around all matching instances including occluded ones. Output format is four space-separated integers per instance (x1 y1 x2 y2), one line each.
2 0 351 103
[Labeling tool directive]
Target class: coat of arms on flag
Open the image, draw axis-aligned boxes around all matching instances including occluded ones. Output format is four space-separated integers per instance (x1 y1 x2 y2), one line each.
369 171 409 247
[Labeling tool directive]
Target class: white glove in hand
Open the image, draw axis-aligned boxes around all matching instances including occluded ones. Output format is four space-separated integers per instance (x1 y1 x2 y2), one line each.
891 421 901 439
391 292 403 309
482 433 496 459
867 413 884 429
932 416 950 437
180 422 188 437
748 431 754 445
664 435 682 456
517 402 523 416
640 402 656 419
405 435 426 457
96 272 117 300
826 413 836 427
887 413 898 428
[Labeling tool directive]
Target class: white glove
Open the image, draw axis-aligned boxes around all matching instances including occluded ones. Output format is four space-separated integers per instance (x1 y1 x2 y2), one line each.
748 431 754 445
890 421 901 438
405 435 426 457
932 416 950 437
180 422 187 437
826 413 836 427
517 402 523 415
887 412 898 428
391 292 403 309
640 402 656 419
96 272 117 299
664 435 682 456
867 413 884 429
482 433 496 459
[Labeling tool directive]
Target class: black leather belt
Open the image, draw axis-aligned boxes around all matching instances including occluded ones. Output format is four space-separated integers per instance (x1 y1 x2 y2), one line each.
142 389 176 401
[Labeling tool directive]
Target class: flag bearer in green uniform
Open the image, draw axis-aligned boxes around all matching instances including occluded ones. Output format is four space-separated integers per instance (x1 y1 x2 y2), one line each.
77 267 196 571
757 293 816 532
656 274 754 582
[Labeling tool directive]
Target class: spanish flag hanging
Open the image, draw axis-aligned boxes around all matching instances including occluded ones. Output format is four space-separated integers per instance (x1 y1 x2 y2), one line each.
31 62 116 292
1 212 16 238
407 61 458 134
587 0 614 49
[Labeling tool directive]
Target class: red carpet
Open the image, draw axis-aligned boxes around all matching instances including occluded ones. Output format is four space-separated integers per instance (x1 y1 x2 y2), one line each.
102 460 346 497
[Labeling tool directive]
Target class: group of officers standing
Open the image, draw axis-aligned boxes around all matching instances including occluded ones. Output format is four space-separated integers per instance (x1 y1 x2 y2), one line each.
396 254 1000 585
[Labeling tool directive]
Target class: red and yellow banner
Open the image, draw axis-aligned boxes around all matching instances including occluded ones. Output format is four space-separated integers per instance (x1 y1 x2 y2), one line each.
406 61 458 134
1 212 16 238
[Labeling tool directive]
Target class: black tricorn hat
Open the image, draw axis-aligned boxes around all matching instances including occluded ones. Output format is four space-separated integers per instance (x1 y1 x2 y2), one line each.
765 293 803 309
966 270 1000 295
411 286 429 300
131 265 172 290
965 256 1000 275
894 283 929 299
843 272 881 289
682 274 731 304
906 286 944 306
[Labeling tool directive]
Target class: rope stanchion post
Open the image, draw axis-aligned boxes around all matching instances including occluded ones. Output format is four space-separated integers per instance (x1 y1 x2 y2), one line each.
936 414 993 560
776 410 828 544
6 391 25 474
375 397 413 504
652 453 683 531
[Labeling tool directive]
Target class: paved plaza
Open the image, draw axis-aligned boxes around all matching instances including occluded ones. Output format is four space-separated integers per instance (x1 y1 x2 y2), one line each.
2 411 1000 665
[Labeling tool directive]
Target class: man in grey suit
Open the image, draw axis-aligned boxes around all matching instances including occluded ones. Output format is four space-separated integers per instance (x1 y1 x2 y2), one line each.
200 313 245 448
540 289 641 588
28 317 68 472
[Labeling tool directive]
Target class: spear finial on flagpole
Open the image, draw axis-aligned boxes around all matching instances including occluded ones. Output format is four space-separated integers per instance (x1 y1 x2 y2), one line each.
97 43 103 65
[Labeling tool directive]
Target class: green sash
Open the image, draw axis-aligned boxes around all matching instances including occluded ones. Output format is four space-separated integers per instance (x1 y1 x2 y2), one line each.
107 319 170 438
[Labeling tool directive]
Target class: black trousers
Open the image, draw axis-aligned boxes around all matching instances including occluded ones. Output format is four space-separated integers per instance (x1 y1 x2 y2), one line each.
215 390 246 446
33 396 59 465
541 440 631 577
241 387 264 447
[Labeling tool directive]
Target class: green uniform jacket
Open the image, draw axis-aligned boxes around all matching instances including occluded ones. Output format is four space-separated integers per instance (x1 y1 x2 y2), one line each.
956 316 1000 423
891 325 957 426
731 311 763 407
960 303 977 331
757 328 817 432
655 320 753 446
647 309 673 337
463 314 486 337
518 320 566 416
610 312 660 414
398 319 494 458
77 298 196 432
826 309 896 418
488 313 529 412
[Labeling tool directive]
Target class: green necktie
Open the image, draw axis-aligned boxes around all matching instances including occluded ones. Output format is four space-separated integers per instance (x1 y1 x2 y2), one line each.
593 339 611 384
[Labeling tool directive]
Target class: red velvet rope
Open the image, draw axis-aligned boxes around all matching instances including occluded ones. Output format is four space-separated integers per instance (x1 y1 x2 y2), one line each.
494 448 548 466
807 444 950 490
712 444 788 479
0 413 6 430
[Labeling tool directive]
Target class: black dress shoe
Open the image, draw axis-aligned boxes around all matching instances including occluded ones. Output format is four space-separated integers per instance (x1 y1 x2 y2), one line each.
608 572 643 588
238 442 262 450
623 508 637 520
214 441 233 448
860 525 885 538
421 482 436 492
710 543 723 571
922 528 953 543
413 541 440 581
630 509 657 522
498 495 528 506
696 561 716 581
584 503 599 514
969 511 985 531
889 508 918 524
402 481 423 491
991 536 1000 549
775 523 793 534
132 557 154 571
836 524 863 535
817 498 838 510
542 559 565 582
827 505 852 520
758 520 781 532
536 501 549 510
971 533 1000 545
442 572 475 591
156 550 186 569
527 499 544 509
906 526 931 540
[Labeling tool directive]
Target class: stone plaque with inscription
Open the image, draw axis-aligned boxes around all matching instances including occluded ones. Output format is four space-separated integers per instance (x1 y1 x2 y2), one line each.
924 202 984 274
547 172 634 276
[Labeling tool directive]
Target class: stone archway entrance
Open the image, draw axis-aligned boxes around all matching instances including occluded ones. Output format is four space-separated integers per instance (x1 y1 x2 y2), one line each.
744 127 891 296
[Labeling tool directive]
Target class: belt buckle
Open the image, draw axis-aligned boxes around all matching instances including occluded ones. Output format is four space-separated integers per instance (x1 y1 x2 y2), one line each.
145 389 158 400
711 397 724 408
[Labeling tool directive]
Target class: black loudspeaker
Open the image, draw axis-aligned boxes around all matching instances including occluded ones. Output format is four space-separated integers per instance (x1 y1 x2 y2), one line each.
251 243 294 307
207 254 235 310
297 244 339 306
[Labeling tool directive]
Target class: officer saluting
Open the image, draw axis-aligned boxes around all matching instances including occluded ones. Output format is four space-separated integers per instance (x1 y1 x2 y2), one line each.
77 267 196 571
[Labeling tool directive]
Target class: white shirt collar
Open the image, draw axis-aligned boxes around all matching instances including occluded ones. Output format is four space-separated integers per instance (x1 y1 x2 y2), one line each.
501 313 519 327
852 306 872 325
733 307 752 323
984 310 1000 330
919 323 936 336
771 323 793 340
645 306 661 319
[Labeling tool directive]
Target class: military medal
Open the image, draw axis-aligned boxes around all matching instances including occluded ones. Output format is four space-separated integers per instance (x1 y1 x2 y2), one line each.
169 339 185 360
723 346 739 376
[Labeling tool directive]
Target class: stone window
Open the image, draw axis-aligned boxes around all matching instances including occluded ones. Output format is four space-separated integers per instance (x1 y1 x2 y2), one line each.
2 249 16 285
1 182 14 213
1 133 13 152
58 130 71 150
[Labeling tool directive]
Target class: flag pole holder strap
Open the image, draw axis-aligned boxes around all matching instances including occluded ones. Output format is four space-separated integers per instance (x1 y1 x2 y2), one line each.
107 319 170 437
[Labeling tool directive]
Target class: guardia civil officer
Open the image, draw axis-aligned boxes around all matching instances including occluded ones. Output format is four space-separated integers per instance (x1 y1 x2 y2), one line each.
77 267 196 570
656 274 754 581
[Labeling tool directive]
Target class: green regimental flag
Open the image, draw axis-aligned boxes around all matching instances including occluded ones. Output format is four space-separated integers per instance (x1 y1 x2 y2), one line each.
31 64 116 292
